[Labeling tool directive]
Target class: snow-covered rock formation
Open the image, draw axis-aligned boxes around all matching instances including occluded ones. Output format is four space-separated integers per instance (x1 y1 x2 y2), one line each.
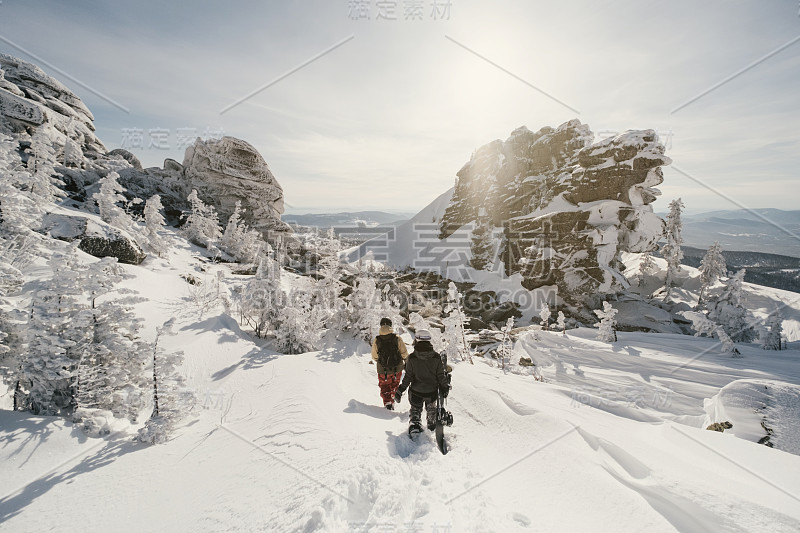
0 54 106 161
182 136 291 238
440 120 670 308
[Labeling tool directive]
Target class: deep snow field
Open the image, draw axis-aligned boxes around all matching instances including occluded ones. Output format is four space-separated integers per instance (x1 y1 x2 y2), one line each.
2 234 800 533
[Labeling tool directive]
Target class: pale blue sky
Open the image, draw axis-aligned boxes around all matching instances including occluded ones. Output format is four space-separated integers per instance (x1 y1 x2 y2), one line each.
1 0 798 213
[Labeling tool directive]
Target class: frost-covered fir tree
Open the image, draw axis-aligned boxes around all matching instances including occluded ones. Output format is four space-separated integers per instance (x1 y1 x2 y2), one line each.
312 228 347 332
93 172 128 225
138 319 195 444
686 311 737 355
706 269 756 343
409 312 441 351
697 242 726 308
219 201 262 264
27 128 64 203
0 301 26 409
183 189 222 252
594 301 618 342
142 194 169 258
496 317 514 370
539 305 551 330
761 309 784 351
639 252 657 276
661 198 684 301
238 258 281 338
556 311 567 335
470 209 494 271
23 245 87 414
348 274 384 343
275 288 319 354
442 282 471 362
73 258 150 430
1 134 45 237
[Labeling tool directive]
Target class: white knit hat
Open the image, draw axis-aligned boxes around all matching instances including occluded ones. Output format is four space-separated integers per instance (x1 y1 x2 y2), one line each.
415 329 432 341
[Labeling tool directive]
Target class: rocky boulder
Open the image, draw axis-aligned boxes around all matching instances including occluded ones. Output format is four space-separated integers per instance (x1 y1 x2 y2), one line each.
41 213 146 265
440 120 670 309
0 54 106 161
183 136 292 240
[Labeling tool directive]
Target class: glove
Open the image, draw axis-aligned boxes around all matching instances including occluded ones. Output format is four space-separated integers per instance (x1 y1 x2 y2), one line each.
440 387 449 399
394 390 402 403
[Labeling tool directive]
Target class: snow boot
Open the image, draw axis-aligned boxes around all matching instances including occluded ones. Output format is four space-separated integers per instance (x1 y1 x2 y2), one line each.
408 422 423 437
385 403 394 411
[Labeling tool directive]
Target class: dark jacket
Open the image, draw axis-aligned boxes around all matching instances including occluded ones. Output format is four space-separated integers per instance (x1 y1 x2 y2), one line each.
398 341 448 397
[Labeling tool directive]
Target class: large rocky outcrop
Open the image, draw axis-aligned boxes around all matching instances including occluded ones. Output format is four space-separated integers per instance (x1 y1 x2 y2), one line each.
41 213 146 265
0 54 106 160
440 119 670 308
182 136 291 238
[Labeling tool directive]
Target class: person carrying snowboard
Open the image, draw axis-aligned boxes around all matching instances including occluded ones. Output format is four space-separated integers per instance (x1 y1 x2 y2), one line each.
371 317 409 410
394 329 449 435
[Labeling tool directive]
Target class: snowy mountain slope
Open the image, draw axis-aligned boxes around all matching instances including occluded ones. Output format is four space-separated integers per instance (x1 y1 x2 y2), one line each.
2 238 800 532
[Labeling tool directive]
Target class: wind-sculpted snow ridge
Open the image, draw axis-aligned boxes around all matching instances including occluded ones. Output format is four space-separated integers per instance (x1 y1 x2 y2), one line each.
439 120 670 310
0 54 106 160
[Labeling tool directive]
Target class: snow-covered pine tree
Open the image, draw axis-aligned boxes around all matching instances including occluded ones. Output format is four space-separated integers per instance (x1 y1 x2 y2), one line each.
556 311 567 335
496 317 514 370
539 305 551 330
760 309 783 351
23 245 87 414
348 273 384 343
706 269 756 343
697 241 726 308
594 301 618 342
183 189 222 252
73 258 150 430
275 288 318 354
442 282 472 363
639 252 657 276
661 198 684 301
312 228 347 333
0 300 26 409
238 258 281 338
27 128 64 203
93 171 128 225
0 133 45 234
470 209 494 271
685 311 737 355
219 200 262 264
143 194 169 258
138 319 195 444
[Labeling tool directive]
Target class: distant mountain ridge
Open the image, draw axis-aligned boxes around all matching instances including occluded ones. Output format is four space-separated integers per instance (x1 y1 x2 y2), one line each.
282 211 411 228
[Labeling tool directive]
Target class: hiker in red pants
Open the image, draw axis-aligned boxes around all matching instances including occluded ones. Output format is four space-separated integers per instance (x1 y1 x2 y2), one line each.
371 317 409 410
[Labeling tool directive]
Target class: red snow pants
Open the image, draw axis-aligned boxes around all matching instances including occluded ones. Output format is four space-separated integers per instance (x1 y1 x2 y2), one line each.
378 372 403 406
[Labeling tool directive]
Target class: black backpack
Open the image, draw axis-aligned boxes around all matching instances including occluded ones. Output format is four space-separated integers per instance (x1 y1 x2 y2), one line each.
376 334 402 369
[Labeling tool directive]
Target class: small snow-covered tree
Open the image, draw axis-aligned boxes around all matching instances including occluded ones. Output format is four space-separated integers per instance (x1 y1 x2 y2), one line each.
219 201 262 264
496 317 514 369
183 190 222 252
275 288 319 354
706 269 756 343
93 171 128 225
143 194 169 258
539 305 551 330
138 319 195 444
238 258 281 338
685 311 737 355
442 282 471 362
697 242 726 308
27 128 64 203
23 245 87 414
73 258 150 429
349 274 384 343
594 301 618 342
470 209 494 271
556 311 567 335
661 198 684 301
312 228 347 332
760 309 783 351
639 252 657 276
